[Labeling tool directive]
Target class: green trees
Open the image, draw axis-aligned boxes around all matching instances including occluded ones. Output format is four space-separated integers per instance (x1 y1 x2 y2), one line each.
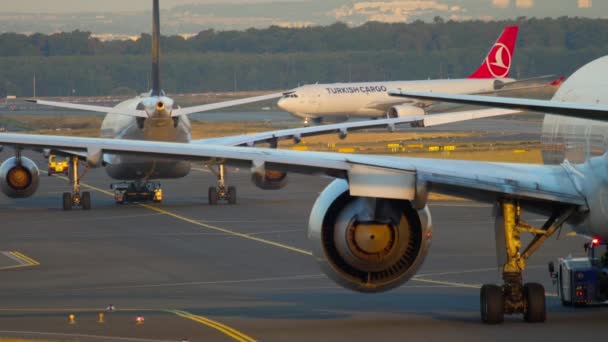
0 17 607 96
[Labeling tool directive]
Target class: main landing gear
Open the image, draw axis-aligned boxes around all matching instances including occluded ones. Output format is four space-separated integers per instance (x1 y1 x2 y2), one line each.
481 199 575 324
208 164 236 206
62 156 92 211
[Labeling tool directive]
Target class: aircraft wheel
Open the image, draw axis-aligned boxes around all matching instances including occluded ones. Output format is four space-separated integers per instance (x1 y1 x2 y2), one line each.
47 170 52 176
524 283 546 323
82 191 92 210
208 187 219 206
228 186 237 205
62 192 73 211
480 284 504 324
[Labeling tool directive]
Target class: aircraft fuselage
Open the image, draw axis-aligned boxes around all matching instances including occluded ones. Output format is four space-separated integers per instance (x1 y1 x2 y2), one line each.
101 96 192 180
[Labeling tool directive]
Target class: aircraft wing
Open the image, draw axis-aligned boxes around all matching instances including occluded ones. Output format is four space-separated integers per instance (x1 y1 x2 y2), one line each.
172 93 283 117
27 99 148 117
388 90 608 122
28 93 283 117
0 133 586 206
363 98 416 111
194 108 520 147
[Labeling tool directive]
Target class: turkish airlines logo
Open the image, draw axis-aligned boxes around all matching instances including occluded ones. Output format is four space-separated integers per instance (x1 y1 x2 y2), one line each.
486 43 512 78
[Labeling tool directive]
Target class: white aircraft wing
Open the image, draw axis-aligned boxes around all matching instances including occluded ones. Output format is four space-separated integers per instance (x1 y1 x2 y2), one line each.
363 98 416 111
194 108 520 147
0 133 586 206
27 99 148 118
172 93 283 117
28 93 283 118
388 90 608 122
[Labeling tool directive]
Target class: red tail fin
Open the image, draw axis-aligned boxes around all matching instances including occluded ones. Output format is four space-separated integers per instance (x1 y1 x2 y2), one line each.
468 26 519 79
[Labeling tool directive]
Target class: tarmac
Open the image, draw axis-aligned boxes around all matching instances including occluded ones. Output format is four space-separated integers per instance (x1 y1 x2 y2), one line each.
0 146 606 341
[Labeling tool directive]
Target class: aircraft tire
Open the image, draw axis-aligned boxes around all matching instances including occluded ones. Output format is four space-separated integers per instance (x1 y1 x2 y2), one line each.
480 284 504 324
208 187 218 205
82 192 92 210
228 186 237 205
524 283 546 323
62 192 72 211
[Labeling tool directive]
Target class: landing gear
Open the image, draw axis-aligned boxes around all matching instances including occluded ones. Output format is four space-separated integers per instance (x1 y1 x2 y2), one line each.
112 181 162 204
480 199 574 324
303 117 323 126
63 156 91 211
208 164 236 205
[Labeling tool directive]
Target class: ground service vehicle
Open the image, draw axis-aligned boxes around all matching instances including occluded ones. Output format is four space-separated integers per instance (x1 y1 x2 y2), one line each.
47 155 69 176
112 182 162 204
549 239 608 306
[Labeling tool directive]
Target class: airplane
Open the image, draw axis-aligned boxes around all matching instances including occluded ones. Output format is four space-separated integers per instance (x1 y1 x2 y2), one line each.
2 0 599 325
4 0 519 211
277 26 554 125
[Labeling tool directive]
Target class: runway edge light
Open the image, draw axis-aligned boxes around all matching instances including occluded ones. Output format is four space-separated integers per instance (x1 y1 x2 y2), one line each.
68 313 76 325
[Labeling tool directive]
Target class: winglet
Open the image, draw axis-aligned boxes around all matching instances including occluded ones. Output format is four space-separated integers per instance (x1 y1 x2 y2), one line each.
468 26 519 79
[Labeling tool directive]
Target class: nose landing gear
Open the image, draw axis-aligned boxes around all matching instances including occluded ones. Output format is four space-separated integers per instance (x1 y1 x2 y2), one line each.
480 199 575 324
208 164 236 205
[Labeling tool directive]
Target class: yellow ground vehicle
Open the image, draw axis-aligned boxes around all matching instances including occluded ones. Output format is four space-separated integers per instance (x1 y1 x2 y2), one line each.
48 155 69 176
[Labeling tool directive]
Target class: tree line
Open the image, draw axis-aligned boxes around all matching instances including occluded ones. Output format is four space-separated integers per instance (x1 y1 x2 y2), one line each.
1 17 607 97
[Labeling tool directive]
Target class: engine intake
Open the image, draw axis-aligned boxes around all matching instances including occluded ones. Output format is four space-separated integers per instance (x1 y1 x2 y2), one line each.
308 179 432 293
0 157 40 198
387 105 426 127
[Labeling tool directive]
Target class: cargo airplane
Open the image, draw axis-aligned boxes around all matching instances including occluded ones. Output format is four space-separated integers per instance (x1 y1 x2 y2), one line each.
3 0 602 326
2 0 517 211
278 26 553 125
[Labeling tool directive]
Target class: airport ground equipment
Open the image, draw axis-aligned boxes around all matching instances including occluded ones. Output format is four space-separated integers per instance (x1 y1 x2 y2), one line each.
47 155 69 176
112 181 162 204
549 238 608 306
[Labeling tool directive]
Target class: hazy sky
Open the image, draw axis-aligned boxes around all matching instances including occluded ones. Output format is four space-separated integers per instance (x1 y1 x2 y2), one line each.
1 1 606 34
2 0 603 14
2 0 302 12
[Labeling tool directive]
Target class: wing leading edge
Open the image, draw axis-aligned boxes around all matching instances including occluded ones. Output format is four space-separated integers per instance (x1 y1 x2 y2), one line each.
388 90 608 122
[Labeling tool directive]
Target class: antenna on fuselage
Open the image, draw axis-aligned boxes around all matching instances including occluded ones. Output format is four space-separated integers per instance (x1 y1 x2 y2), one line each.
151 0 162 96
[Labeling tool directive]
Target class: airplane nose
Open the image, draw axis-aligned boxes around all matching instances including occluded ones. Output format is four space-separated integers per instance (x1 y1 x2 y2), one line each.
277 98 289 111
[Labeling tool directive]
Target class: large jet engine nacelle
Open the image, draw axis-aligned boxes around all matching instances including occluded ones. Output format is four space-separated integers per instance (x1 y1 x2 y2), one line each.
251 169 288 190
387 105 425 119
308 179 432 293
0 157 40 198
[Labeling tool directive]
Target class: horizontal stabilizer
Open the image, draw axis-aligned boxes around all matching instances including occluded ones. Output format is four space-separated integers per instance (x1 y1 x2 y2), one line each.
27 99 148 118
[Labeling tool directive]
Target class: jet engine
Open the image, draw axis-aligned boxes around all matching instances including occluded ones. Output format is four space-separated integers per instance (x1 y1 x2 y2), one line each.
0 157 40 198
386 105 425 119
308 179 432 293
251 168 288 190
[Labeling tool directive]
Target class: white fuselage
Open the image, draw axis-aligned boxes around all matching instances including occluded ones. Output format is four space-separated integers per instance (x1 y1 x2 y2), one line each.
101 95 193 180
278 78 512 120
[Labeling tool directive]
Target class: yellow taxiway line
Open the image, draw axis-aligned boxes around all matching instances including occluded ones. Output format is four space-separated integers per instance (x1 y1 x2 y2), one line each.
0 251 40 271
65 177 312 257
168 309 256 342
53 175 550 296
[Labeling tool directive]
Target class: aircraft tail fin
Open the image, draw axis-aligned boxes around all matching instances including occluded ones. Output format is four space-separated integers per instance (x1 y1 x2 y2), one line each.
468 26 519 79
151 0 162 96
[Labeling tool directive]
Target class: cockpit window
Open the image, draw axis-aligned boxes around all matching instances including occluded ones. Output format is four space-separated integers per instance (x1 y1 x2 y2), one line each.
283 94 298 98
